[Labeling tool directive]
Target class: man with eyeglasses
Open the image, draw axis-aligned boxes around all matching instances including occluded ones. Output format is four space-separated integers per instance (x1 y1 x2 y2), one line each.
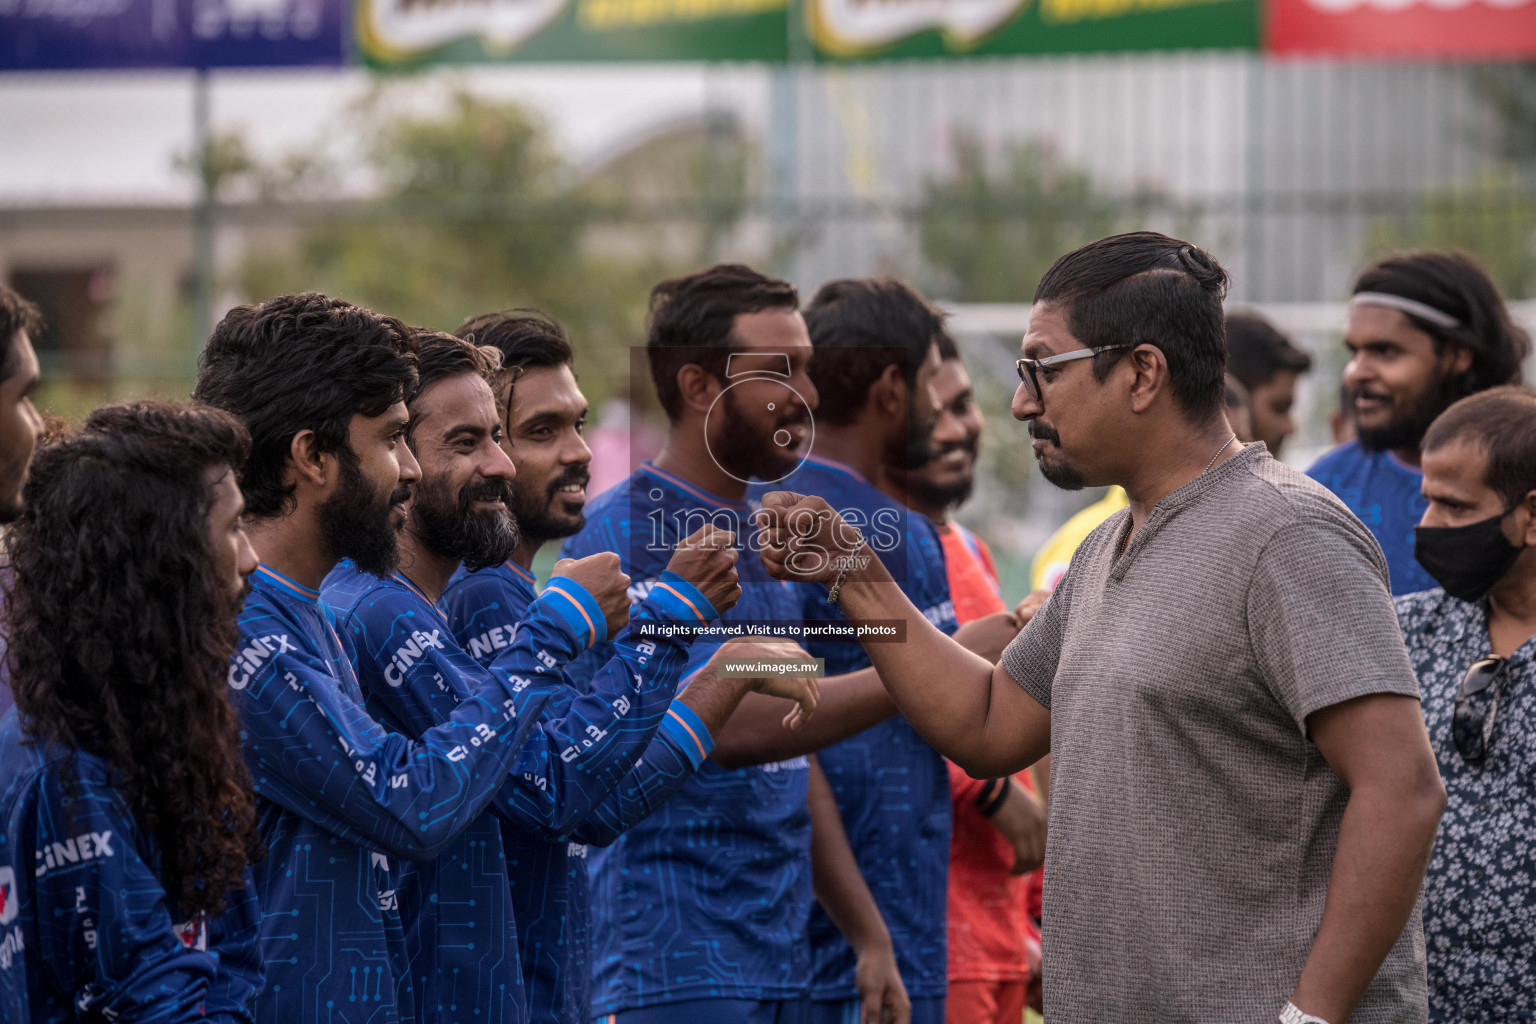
755 233 1447 1024
1398 385 1536 1024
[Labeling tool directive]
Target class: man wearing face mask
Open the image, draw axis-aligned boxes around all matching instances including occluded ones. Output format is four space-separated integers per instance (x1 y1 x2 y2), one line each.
1398 386 1536 1024
1308 252 1529 595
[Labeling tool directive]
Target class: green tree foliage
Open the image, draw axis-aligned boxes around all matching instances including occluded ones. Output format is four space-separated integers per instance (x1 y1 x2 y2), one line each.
1367 169 1536 299
237 89 751 405
916 134 1160 303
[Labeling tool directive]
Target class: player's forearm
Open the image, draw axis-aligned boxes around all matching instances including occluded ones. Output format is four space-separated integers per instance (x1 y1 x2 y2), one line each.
1289 774 1444 1022
808 756 893 957
710 667 893 768
831 563 999 765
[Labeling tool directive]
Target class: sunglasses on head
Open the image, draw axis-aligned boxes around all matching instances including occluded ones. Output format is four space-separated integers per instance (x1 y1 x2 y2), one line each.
1453 655 1508 766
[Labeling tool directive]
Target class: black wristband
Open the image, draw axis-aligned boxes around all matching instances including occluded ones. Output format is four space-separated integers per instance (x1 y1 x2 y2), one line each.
978 780 1011 817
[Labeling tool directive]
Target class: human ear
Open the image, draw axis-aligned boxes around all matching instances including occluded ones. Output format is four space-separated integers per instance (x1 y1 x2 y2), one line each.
675 364 723 417
1126 345 1168 414
873 363 906 418
286 429 332 492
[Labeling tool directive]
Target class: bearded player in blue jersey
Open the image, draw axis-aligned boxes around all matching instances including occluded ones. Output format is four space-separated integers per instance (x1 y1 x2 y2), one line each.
749 278 1023 1024
324 330 777 1024
440 310 820 1024
1 401 263 1022
194 293 606 1024
561 266 1017 1024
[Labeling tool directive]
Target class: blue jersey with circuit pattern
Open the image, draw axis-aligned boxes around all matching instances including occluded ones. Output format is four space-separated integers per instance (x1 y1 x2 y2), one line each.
1307 440 1434 596
561 461 815 1013
441 559 719 1024
324 561 717 1024
0 709 264 1023
226 564 557 1024
751 454 958 1003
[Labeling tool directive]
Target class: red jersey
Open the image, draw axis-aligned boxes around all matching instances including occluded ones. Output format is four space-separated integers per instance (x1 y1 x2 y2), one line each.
940 523 1043 983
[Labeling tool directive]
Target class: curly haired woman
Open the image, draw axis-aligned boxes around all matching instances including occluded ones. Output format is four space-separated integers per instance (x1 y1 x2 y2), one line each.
0 400 264 1022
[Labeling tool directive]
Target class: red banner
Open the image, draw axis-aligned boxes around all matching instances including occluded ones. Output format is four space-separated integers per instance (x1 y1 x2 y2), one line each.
1268 0 1536 58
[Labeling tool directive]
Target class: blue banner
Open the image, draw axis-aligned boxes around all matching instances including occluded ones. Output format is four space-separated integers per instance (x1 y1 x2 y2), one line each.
1 0 347 70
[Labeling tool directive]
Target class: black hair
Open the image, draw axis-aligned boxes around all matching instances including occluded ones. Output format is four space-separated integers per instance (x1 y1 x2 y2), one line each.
1225 310 1312 391
7 400 261 917
935 331 960 361
1353 251 1529 402
408 329 501 443
1423 386 1536 511
803 278 947 427
453 309 572 406
645 264 799 421
193 292 418 518
1034 231 1230 420
0 283 42 383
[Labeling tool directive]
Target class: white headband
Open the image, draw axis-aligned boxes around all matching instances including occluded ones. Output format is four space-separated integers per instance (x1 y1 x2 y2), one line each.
1351 291 1462 330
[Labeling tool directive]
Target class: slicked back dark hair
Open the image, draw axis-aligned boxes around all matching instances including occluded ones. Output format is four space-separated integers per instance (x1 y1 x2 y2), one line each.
1354 251 1529 403
193 292 418 518
1034 231 1230 419
803 278 947 427
0 283 42 382
454 309 572 405
645 264 799 421
6 400 262 917
408 329 501 444
1423 386 1536 510
1225 310 1312 390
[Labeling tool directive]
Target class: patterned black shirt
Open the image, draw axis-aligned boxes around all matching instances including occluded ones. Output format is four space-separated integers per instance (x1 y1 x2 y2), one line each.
1397 589 1536 1024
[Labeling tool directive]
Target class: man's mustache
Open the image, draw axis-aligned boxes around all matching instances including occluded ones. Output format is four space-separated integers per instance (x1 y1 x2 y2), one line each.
546 465 591 499
931 435 978 460
1029 422 1061 445
463 478 514 507
389 484 413 507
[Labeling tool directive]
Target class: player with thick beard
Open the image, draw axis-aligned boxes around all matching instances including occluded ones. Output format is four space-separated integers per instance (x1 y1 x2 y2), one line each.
1308 252 1529 595
322 331 756 1024
0 401 263 1022
194 293 586 1024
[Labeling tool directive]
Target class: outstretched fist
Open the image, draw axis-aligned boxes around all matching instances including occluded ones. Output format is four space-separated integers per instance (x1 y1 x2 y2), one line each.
664 525 742 614
754 491 865 587
551 552 632 638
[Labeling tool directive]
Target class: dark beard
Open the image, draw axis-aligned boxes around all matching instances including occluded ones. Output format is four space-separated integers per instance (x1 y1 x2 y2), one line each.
907 438 978 511
320 450 407 578
711 387 805 483
1030 421 1085 491
507 463 590 546
1354 372 1464 453
410 470 520 572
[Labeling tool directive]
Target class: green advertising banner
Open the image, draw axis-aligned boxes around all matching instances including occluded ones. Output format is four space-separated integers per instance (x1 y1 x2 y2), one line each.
356 0 789 67
801 0 1259 61
354 0 1258 67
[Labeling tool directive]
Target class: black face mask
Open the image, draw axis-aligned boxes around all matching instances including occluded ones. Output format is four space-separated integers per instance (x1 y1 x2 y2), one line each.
1414 512 1525 604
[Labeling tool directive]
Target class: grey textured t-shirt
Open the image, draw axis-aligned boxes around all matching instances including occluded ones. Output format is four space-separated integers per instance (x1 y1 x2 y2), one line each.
1002 443 1427 1024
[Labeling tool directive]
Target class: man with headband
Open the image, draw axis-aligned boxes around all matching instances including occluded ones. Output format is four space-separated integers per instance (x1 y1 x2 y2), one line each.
1308 252 1530 595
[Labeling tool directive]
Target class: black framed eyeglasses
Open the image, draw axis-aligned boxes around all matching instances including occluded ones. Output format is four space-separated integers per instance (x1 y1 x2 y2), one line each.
1453 655 1508 766
1015 345 1131 404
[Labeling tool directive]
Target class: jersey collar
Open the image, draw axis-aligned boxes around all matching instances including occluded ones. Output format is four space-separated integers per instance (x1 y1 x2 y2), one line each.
254 564 321 605
638 461 748 509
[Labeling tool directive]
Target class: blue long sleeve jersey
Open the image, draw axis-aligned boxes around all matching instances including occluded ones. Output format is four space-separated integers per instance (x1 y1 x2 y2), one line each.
322 562 718 1024
749 454 959 1004
223 564 569 1024
0 709 264 1023
440 559 718 1024
561 461 815 1014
